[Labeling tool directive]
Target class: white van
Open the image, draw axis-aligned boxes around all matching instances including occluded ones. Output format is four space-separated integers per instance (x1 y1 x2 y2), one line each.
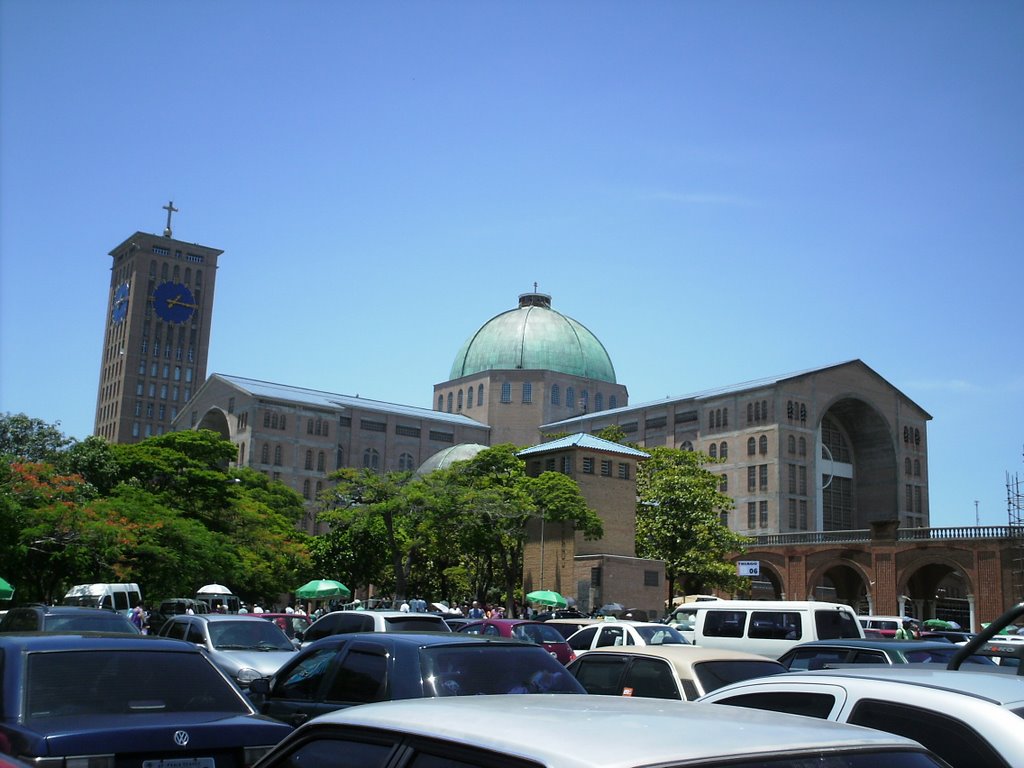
676 600 863 657
62 582 142 616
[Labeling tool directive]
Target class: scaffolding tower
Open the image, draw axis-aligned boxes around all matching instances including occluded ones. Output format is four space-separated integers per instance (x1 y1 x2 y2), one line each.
1009 454 1024 602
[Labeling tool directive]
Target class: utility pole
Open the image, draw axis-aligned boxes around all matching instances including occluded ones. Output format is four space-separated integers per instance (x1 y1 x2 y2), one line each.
974 500 979 526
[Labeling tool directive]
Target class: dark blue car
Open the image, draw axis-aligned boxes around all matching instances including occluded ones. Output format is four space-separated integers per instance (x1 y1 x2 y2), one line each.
0 633 292 766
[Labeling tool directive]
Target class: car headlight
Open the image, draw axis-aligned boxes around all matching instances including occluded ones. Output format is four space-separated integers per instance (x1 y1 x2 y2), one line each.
236 667 262 686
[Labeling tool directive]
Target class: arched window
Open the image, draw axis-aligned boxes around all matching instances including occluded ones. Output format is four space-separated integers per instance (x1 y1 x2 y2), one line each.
609 395 617 409
747 437 756 456
551 384 561 405
399 452 414 472
302 480 310 499
261 444 269 464
280 415 287 430
709 443 717 459
787 401 794 420
307 419 314 434
759 435 768 455
788 435 797 454
467 386 474 409
798 437 807 456
595 393 603 411
904 458 912 475
762 400 768 420
438 395 443 410
315 419 322 436
271 413 279 429
363 448 380 471
317 451 325 472
273 445 282 466
322 422 328 438
447 393 453 412
681 441 693 451
316 480 323 495
264 412 271 428
457 389 464 410
477 385 484 406
715 409 722 428
720 474 728 492
305 450 313 470
566 387 575 409
722 407 728 427
580 390 589 411
720 442 728 460
747 403 754 423
914 459 921 476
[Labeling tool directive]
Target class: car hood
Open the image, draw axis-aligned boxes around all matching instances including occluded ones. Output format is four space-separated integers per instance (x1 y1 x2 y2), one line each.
209 649 296 676
13 712 292 755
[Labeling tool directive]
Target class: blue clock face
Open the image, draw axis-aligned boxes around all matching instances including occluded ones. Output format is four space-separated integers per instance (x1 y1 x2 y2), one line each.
111 282 130 323
153 281 197 324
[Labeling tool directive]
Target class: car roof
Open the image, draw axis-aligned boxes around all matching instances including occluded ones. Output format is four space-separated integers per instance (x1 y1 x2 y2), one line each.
544 617 603 625
0 632 202 652
8 605 117 615
783 667 1024 706
178 613 272 622
303 631 534 649
788 639 955 651
327 610 440 618
301 694 925 766
573 644 785 670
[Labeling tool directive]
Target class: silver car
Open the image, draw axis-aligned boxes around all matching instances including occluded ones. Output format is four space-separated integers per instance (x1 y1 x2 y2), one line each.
159 613 297 688
700 666 1024 768
253 694 947 768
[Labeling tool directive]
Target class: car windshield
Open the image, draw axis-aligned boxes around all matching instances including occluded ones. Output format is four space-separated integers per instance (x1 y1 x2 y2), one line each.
61 595 101 608
209 620 294 651
382 615 448 632
693 660 788 694
421 646 585 696
512 623 566 644
902 647 995 665
816 609 863 639
634 625 687 645
26 649 248 719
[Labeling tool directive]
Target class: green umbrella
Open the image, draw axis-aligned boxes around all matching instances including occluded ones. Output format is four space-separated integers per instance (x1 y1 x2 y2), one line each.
526 590 567 608
0 576 13 601
295 579 351 600
923 618 953 630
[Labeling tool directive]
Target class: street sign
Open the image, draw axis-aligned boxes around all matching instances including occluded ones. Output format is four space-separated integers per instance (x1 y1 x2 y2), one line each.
737 560 760 577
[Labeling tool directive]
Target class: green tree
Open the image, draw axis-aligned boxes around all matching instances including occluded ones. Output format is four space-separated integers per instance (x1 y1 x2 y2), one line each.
0 413 75 462
635 446 750 602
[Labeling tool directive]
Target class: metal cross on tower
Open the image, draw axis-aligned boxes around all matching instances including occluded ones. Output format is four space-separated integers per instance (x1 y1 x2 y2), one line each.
162 200 179 238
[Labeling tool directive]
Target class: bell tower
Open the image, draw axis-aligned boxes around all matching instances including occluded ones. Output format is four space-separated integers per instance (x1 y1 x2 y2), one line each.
93 203 223 443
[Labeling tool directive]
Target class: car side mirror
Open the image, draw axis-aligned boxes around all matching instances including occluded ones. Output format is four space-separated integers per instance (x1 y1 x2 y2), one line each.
249 677 271 696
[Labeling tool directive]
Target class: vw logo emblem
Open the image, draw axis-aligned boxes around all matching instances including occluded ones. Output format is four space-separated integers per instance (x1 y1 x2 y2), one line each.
174 731 190 747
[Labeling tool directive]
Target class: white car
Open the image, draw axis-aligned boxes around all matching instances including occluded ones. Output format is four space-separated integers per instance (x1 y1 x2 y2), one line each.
298 610 449 646
252 694 947 768
565 620 687 655
699 666 1024 768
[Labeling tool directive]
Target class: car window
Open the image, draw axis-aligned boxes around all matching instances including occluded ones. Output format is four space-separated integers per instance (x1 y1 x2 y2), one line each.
483 624 501 637
703 610 747 638
421 646 584 696
749 611 802 640
693 660 787 695
849 699 1008 768
275 646 338 700
513 624 564 644
26 649 247 718
622 657 681 700
596 626 626 648
185 622 206 645
209 620 292 651
566 626 597 650
457 622 483 635
633 625 686 645
714 690 837 719
323 649 388 704
781 648 848 670
45 614 136 633
163 619 187 641
274 736 395 768
851 650 888 664
1 609 39 631
816 609 862 639
568 655 628 695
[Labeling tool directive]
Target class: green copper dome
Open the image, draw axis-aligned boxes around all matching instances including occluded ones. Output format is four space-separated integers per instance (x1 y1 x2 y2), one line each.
449 293 617 383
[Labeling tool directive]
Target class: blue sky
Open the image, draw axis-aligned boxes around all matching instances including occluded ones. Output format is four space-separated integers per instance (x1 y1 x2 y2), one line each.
1 2 1021 528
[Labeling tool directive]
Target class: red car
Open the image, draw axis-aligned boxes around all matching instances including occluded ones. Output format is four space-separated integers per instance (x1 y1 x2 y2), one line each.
457 619 576 664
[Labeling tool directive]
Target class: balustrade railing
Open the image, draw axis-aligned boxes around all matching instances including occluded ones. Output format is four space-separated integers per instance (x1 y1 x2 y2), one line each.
751 525 1024 547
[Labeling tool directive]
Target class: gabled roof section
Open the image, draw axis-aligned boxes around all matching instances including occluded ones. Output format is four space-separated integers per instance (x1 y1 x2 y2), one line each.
207 374 490 429
542 359 931 428
518 433 649 459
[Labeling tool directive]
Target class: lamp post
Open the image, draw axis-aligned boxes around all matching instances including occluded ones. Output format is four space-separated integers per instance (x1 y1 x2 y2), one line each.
974 500 979 526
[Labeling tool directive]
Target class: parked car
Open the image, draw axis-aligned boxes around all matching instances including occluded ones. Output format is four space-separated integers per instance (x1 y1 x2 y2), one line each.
700 667 1024 768
248 631 585 727
146 597 209 635
777 638 998 670
566 645 788 700
456 618 576 664
0 604 139 634
158 613 297 688
251 694 949 768
565 620 688 655
0 633 291 765
298 609 449 645
857 615 909 638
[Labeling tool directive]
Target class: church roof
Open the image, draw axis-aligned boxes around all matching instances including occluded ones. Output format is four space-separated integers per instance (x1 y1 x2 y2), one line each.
415 443 490 475
518 433 649 459
449 292 617 383
210 374 488 428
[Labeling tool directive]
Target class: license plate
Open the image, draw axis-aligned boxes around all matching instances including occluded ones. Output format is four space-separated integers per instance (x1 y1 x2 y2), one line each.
143 759 215 768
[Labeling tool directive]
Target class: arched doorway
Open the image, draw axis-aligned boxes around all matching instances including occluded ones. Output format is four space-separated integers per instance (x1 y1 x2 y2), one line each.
817 398 898 530
811 563 867 609
902 562 972 628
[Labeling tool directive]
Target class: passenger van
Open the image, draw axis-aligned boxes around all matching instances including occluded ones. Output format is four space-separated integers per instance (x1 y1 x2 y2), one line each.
675 600 863 657
62 582 142 616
